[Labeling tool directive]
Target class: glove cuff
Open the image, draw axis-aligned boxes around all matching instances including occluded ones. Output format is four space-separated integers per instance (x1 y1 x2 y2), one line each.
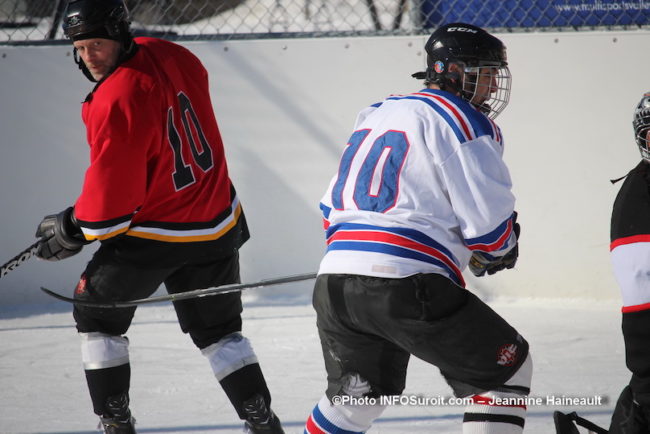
57 207 90 249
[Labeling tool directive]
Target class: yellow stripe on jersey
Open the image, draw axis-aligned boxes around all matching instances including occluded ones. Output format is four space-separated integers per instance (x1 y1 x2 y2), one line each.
125 202 242 243
83 225 130 241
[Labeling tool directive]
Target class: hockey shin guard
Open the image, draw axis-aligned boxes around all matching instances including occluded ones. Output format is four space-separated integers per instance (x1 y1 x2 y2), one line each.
463 353 532 434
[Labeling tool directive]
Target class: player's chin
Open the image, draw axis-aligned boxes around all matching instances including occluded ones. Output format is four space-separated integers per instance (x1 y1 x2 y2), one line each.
471 97 488 107
90 70 106 81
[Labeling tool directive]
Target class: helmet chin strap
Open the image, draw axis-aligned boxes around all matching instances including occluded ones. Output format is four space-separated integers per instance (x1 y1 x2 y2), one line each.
73 47 97 82
473 101 492 114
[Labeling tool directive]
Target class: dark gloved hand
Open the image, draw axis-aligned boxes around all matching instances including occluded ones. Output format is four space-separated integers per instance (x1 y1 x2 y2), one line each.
469 246 518 277
35 207 89 261
468 213 520 277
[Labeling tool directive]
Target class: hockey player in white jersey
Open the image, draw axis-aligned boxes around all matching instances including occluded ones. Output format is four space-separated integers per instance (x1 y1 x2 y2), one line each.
304 22 532 434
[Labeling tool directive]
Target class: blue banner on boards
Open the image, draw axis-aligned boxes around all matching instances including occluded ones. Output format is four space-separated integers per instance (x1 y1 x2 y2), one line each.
420 0 650 28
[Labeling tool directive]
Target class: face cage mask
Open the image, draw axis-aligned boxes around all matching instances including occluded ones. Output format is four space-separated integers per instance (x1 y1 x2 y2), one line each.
460 64 511 120
635 95 650 163
636 127 650 162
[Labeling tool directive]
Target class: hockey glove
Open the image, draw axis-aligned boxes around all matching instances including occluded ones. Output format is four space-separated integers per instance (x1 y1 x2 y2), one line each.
35 207 90 261
468 215 520 277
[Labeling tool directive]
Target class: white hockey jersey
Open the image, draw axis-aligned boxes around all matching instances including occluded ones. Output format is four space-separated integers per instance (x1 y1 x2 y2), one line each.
318 88 518 287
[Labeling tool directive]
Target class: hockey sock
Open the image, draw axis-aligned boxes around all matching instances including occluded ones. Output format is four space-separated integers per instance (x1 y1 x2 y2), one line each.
219 363 271 419
80 333 131 416
305 395 386 434
462 353 532 434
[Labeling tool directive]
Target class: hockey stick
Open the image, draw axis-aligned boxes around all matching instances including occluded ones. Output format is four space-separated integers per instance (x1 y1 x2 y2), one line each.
0 241 40 280
41 271 317 308
47 0 67 39
392 0 408 30
365 0 381 30
553 411 608 434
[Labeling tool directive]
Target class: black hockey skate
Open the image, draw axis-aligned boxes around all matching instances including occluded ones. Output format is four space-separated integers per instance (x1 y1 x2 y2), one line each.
242 394 284 434
99 414 136 434
98 393 136 434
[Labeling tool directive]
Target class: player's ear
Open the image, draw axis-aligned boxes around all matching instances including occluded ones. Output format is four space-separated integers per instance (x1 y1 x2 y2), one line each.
446 62 462 84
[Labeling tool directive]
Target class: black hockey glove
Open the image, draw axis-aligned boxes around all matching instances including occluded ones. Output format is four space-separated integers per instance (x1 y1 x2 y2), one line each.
468 214 520 277
35 207 90 261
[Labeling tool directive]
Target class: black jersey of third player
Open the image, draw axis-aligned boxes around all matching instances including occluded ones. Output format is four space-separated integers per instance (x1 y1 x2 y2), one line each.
611 161 650 311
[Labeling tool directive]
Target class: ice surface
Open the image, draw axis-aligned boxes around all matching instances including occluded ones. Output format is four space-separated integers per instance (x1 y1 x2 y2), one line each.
0 291 629 433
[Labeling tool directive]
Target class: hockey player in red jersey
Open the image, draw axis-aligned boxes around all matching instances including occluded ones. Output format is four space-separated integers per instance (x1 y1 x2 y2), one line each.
304 23 532 434
33 1 283 433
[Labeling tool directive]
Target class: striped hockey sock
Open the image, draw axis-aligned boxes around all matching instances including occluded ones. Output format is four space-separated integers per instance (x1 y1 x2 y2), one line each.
462 390 527 433
462 353 532 433
305 395 384 434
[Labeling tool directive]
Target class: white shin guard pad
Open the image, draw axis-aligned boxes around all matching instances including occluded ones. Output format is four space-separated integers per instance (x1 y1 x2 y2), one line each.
463 353 533 434
80 332 130 370
201 332 259 381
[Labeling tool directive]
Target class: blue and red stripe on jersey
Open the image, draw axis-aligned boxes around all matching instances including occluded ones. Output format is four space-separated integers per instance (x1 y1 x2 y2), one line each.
324 221 465 287
321 203 332 230
386 89 502 146
464 213 516 253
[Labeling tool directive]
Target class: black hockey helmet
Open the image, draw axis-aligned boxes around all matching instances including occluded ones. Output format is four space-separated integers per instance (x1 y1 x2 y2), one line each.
62 0 135 82
62 0 132 42
633 92 650 162
412 22 511 119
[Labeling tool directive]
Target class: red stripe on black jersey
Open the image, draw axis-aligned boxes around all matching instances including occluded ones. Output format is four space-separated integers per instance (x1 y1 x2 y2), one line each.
611 234 650 251
622 302 650 313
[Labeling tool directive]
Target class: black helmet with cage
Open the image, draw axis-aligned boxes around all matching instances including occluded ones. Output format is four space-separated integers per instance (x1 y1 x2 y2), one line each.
62 0 135 82
633 92 650 162
412 22 511 119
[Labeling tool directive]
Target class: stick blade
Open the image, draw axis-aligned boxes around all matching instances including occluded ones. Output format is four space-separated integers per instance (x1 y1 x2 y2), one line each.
40 287 127 308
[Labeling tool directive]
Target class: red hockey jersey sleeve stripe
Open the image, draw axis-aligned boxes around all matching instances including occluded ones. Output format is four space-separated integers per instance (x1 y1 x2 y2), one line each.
622 302 650 313
610 234 650 251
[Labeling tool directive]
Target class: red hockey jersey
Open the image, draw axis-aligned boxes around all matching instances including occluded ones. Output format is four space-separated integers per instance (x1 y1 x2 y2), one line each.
74 37 246 246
